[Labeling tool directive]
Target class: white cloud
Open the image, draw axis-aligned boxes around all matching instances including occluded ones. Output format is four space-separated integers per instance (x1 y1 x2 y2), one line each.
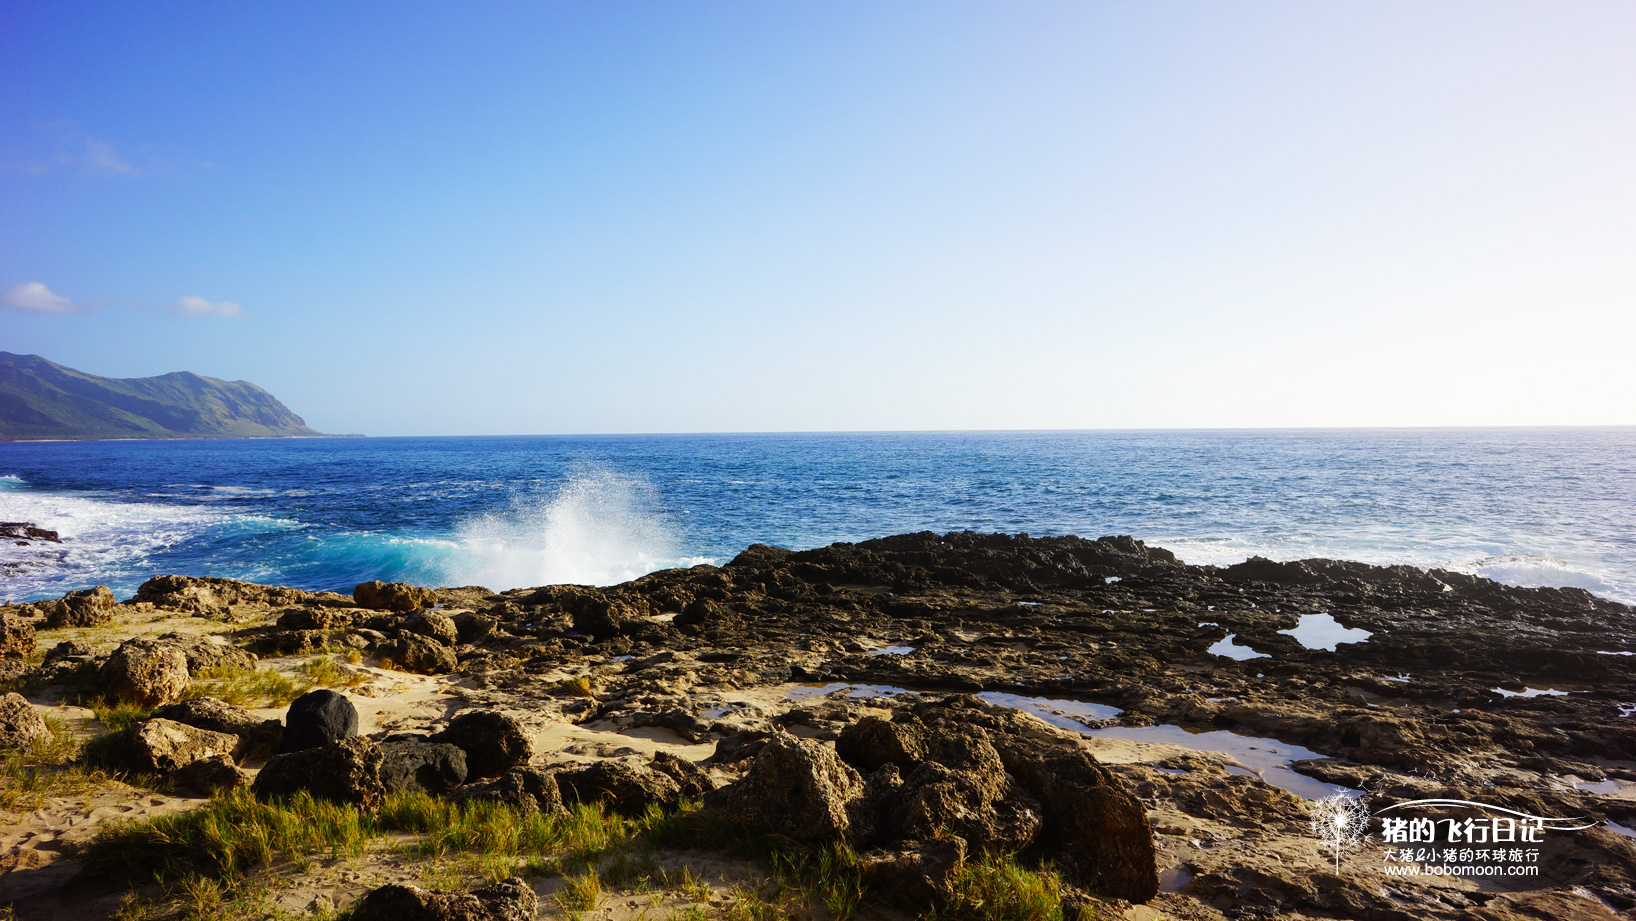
169 296 245 318
82 138 136 176
2 282 83 313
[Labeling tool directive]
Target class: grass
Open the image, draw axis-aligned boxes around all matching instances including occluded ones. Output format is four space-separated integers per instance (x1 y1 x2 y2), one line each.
554 675 597 697
87 788 1078 921
0 714 118 813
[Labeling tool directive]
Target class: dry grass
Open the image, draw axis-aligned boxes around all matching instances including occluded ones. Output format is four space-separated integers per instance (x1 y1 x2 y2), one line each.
0 714 118 813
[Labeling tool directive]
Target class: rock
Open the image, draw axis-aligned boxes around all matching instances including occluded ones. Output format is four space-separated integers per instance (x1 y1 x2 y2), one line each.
704 731 878 847
837 715 929 773
168 753 249 795
131 718 240 774
349 877 537 921
452 767 565 815
0 693 51 750
135 574 322 616
276 607 357 632
42 640 91 662
650 751 717 798
99 639 190 707
164 635 257 673
554 760 682 816
354 580 437 613
156 696 281 758
280 689 360 753
1001 745 1158 902
252 737 386 810
451 611 496 644
430 710 533 780
380 741 469 795
0 522 60 543
0 612 35 659
886 739 1043 853
860 836 967 907
382 632 458 674
402 610 459 646
48 585 117 628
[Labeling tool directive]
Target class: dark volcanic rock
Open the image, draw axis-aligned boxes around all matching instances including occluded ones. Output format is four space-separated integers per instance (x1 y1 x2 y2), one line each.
0 522 60 543
252 737 385 810
860 836 967 908
354 580 437 613
430 710 533 780
349 877 537 921
379 741 468 795
280 689 359 754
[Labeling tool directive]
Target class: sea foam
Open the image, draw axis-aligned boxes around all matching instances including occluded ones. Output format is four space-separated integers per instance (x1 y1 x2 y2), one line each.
441 465 697 590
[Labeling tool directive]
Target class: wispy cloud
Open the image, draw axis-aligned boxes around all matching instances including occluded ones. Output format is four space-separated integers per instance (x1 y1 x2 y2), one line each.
168 296 245 318
2 282 86 314
81 138 136 176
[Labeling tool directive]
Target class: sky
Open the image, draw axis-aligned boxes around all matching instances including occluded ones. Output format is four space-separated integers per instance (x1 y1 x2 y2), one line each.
2 1 1633 435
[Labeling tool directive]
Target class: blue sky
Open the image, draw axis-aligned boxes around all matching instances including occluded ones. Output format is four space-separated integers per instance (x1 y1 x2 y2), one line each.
3 2 1633 434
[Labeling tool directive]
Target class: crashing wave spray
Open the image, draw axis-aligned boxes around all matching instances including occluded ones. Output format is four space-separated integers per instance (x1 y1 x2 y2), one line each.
444 465 686 590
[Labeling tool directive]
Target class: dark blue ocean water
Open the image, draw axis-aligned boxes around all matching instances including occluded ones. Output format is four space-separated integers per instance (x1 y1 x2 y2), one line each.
2 429 1633 604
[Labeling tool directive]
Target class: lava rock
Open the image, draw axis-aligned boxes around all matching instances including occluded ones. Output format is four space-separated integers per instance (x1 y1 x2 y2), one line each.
650 751 717 798
402 610 459 647
430 710 533 780
354 580 438 613
837 715 929 773
252 737 385 810
349 877 537 921
860 836 967 907
280 689 359 754
99 639 190 707
379 740 469 795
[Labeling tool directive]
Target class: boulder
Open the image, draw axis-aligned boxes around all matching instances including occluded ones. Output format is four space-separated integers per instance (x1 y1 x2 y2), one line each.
0 693 51 750
650 751 717 798
135 574 321 616
99 639 190 707
49 585 117 628
382 632 458 674
885 735 1043 854
402 611 459 647
0 612 35 659
1000 746 1158 901
170 753 249 795
280 689 360 753
163 635 258 674
451 611 496 644
156 696 281 758
380 740 469 795
252 737 386 810
349 877 537 921
554 760 681 816
42 640 91 662
130 718 239 774
276 607 357 632
431 710 533 780
860 836 967 907
452 767 564 815
354 580 437 614
837 715 929 773
704 731 878 847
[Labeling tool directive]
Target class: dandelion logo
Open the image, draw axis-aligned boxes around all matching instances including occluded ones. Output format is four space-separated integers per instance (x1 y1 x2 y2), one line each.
1310 793 1371 873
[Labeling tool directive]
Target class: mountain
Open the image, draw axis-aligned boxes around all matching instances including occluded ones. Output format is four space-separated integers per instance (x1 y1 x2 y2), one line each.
0 352 324 440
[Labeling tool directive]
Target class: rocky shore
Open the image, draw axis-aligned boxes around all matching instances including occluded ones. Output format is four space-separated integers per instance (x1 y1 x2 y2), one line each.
2 531 1634 920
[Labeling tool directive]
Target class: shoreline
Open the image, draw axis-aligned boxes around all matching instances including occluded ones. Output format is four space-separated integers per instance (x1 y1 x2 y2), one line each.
2 531 1634 919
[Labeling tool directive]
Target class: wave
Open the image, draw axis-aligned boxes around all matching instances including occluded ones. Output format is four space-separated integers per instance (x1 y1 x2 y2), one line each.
1469 553 1618 597
439 465 696 590
0 474 26 489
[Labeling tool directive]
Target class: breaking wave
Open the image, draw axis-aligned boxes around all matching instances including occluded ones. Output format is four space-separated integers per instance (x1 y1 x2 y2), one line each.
440 465 698 590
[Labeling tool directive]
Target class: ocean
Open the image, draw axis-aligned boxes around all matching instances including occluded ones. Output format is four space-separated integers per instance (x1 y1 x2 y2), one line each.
2 428 1633 605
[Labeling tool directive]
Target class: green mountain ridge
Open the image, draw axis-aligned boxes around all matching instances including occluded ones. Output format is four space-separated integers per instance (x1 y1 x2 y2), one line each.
0 352 324 440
